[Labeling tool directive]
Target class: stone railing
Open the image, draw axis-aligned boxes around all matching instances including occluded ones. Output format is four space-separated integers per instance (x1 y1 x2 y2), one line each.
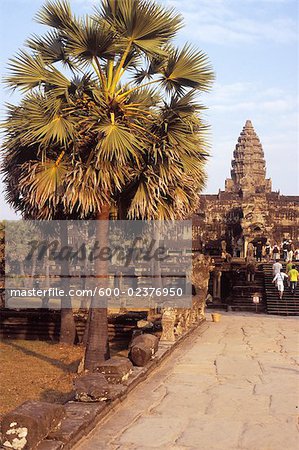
160 254 214 342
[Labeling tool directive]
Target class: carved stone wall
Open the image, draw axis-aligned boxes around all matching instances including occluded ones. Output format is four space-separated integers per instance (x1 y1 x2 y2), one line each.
193 121 299 253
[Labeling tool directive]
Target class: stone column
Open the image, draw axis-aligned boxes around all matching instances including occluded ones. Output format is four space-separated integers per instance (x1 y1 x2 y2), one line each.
160 308 176 342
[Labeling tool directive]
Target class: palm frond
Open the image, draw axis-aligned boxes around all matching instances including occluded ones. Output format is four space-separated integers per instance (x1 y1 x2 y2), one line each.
26 30 75 69
66 16 117 62
35 0 72 29
160 44 214 94
95 120 143 164
99 0 183 56
19 160 67 210
5 50 71 94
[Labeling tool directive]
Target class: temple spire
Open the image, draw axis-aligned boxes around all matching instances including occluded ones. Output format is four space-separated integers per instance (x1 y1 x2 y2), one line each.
225 120 272 195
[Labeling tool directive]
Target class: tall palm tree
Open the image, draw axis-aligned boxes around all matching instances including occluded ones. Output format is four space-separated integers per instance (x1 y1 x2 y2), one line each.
1 0 214 370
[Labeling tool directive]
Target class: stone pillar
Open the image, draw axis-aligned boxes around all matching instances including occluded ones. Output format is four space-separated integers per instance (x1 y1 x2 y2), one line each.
160 308 176 342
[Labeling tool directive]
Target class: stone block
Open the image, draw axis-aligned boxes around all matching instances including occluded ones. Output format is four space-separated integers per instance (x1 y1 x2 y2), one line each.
95 357 133 384
1 401 65 450
48 402 105 444
130 333 159 355
74 373 111 402
35 440 64 450
129 343 152 367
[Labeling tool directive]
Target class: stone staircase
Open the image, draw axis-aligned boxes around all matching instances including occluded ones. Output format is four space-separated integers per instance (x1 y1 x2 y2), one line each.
262 263 299 316
230 270 266 313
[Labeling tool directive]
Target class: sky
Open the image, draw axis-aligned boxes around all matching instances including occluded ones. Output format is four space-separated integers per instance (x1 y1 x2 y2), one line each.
0 0 298 219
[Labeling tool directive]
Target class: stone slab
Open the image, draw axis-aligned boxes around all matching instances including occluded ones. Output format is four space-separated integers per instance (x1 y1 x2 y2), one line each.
95 357 133 384
240 421 299 450
48 402 106 444
1 401 65 450
35 440 64 450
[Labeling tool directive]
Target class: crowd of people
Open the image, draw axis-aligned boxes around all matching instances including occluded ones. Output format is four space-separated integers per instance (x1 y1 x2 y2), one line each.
246 238 299 300
272 259 299 300
253 239 299 263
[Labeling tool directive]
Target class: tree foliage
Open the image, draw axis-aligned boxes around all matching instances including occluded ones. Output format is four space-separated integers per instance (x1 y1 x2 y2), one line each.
1 0 214 220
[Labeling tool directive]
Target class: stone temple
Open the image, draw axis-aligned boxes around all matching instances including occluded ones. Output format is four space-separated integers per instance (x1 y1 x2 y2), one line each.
193 120 299 257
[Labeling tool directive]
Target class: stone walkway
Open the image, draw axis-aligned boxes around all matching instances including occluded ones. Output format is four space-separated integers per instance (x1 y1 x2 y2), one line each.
75 313 299 450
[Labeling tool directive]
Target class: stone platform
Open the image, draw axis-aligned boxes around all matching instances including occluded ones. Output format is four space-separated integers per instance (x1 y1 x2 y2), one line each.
75 313 299 450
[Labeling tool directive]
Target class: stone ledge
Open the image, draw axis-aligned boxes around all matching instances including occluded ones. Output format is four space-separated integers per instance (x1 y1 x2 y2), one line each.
36 440 64 450
18 319 208 450
1 401 66 450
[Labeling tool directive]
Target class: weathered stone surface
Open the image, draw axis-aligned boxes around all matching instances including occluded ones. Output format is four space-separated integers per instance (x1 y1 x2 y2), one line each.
129 343 152 367
48 402 106 444
130 333 159 354
1 401 65 450
35 440 64 450
118 416 188 448
177 417 243 449
160 308 176 342
74 373 111 402
95 357 133 384
193 120 298 257
239 421 299 450
74 315 299 450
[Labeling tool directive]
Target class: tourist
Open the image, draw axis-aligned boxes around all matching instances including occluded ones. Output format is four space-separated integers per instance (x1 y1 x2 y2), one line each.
246 242 254 259
272 243 280 261
287 240 294 262
282 240 288 261
286 260 293 288
295 247 299 262
272 270 288 300
255 240 263 262
265 242 272 262
288 265 299 295
205 293 213 306
286 259 293 274
262 244 267 261
272 259 282 276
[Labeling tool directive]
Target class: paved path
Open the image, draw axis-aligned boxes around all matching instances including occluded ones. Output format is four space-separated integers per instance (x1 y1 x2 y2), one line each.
76 313 299 450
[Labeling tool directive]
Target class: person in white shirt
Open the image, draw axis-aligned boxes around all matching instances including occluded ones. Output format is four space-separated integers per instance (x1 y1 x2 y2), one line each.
272 271 288 299
272 244 280 261
272 260 282 276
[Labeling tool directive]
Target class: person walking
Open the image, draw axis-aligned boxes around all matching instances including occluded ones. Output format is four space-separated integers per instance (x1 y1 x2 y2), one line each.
272 270 288 300
287 241 294 262
286 260 293 288
282 240 288 261
288 265 299 295
295 247 299 262
273 259 283 276
255 240 263 262
265 242 272 263
272 243 280 261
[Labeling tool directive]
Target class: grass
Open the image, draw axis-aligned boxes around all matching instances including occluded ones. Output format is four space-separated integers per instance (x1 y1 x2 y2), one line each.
0 340 84 419
0 339 128 419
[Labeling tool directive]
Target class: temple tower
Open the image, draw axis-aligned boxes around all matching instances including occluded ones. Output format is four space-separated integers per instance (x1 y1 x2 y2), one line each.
225 120 272 195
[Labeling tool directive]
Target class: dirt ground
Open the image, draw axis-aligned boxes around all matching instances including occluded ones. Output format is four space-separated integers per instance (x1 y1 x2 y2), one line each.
0 340 128 419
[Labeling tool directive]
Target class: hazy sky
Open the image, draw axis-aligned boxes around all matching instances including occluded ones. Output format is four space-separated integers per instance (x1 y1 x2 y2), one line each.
0 0 298 219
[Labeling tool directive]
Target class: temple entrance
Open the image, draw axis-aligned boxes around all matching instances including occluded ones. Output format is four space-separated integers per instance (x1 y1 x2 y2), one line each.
225 208 245 258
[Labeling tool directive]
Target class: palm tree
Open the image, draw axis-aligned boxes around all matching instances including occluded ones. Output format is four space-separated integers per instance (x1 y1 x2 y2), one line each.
1 0 214 370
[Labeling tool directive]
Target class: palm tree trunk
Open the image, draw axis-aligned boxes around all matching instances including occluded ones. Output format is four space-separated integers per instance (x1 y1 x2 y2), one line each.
84 204 110 371
60 220 77 345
